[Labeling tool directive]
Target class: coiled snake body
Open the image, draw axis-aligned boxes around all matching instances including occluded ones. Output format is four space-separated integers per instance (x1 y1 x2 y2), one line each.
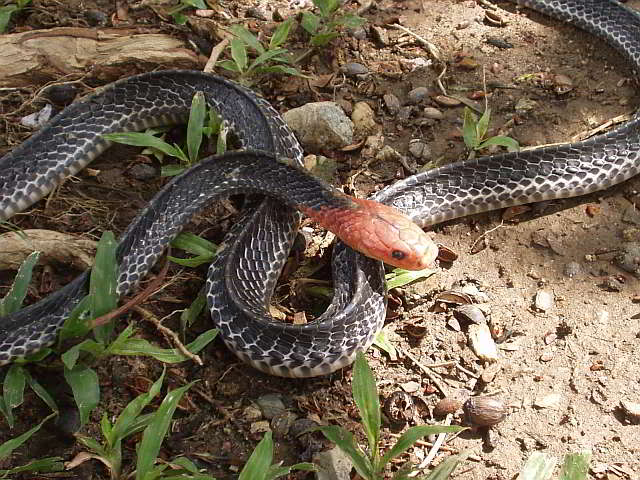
1 0 639 377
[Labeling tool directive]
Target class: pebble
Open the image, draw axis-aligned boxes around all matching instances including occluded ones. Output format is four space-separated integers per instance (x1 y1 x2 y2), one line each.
595 309 609 323
370 25 389 46
271 411 298 437
45 84 78 105
85 9 108 26
255 394 286 419
423 106 444 120
406 87 430 105
340 62 369 77
21 104 53 129
534 290 554 312
468 323 499 362
620 399 640 424
129 163 157 181
314 446 354 480
615 242 640 275
351 101 378 136
434 95 461 107
283 102 354 150
383 93 401 114
453 304 487 325
408 139 432 160
246 6 269 20
563 261 582 278
534 392 562 409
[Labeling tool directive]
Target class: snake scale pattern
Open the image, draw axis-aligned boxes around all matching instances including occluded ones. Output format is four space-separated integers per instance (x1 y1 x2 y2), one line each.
1 0 639 377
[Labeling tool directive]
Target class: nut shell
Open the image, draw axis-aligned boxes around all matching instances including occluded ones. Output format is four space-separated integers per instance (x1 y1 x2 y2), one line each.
463 397 507 427
434 397 463 417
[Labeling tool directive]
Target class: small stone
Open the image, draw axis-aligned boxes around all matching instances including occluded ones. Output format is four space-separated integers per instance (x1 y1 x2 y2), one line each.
534 393 562 409
271 411 298 437
45 84 78 105
340 62 369 77
283 102 354 151
255 394 286 419
468 324 499 362
595 309 609 323
423 107 444 119
453 304 486 325
400 381 421 393
383 93 401 114
243 405 263 421
85 9 108 26
407 87 430 104
433 95 461 107
21 104 53 129
539 349 555 362
129 163 157 181
534 290 554 312
246 6 269 20
615 242 640 275
408 139 432 160
250 420 271 434
370 25 389 46
314 446 354 480
351 101 378 136
563 261 582 278
619 399 640 424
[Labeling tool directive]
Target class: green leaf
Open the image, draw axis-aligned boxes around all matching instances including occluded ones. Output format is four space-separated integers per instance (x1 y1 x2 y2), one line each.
380 425 465 469
266 462 317 480
230 25 265 55
270 18 294 49
335 13 366 28
385 267 437 290
0 6 18 34
558 452 591 480
231 37 248 72
316 425 373 479
167 254 214 268
253 65 304 77
0 412 56 460
160 164 186 177
517 452 557 480
110 369 165 447
249 48 290 70
135 381 196 480
314 0 339 17
110 329 217 363
422 450 472 480
1 365 26 428
182 0 207 8
186 91 207 165
238 431 274 480
24 371 58 414
310 31 340 46
476 108 491 142
217 59 242 73
352 352 380 465
462 107 479 150
64 364 100 427
372 329 396 361
476 135 520 152
301 12 320 35
58 295 93 343
91 231 119 344
61 338 105 370
103 132 183 159
0 251 40 316
171 12 188 25
180 292 207 327
0 456 64 476
170 232 217 257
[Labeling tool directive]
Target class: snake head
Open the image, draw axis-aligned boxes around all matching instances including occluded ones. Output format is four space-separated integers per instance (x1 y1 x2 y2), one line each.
303 196 439 271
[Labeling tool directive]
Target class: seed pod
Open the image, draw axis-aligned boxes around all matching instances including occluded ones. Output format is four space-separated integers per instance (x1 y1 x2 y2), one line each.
463 397 507 427
433 397 463 417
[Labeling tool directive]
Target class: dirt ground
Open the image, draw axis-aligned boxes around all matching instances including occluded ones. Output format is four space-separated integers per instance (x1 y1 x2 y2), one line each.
0 0 639 479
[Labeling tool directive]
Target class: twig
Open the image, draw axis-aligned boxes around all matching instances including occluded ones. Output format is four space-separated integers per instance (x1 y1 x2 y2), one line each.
134 305 202 365
90 253 170 328
204 36 230 73
470 221 505 252
397 346 449 396
409 414 453 476
389 23 442 61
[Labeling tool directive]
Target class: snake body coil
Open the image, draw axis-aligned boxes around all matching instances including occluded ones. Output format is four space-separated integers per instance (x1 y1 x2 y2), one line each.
1 0 639 377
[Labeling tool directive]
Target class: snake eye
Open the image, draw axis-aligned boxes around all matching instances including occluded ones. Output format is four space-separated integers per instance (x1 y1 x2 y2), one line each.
391 250 406 260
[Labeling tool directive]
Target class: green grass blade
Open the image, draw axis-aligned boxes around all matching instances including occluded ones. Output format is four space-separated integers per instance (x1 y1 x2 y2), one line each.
310 32 340 47
58 295 93 343
170 232 217 256
187 91 206 164
476 108 491 142
61 338 105 370
230 25 265 54
316 425 373 478
517 452 557 480
1 365 26 428
380 425 465 469
238 431 273 480
231 37 248 72
135 381 196 480
0 412 56 460
336 13 366 28
0 251 40 316
90 231 119 344
477 135 520 152
180 292 207 327
160 164 186 177
110 329 218 363
0 6 19 34
24 371 58 414
217 59 241 73
421 450 471 480
558 452 591 480
110 369 165 445
270 18 294 49
103 132 183 158
64 364 100 427
249 48 290 70
0 456 64 476
167 254 214 267
352 352 380 459
266 462 317 480
385 267 437 290
462 107 478 149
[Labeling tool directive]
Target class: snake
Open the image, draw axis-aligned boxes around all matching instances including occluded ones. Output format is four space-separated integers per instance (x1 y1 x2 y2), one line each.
1 0 640 377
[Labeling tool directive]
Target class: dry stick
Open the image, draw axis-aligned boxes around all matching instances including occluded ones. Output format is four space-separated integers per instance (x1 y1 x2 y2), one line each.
204 36 230 74
409 413 453 477
90 254 170 329
134 305 202 365
397 346 449 397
